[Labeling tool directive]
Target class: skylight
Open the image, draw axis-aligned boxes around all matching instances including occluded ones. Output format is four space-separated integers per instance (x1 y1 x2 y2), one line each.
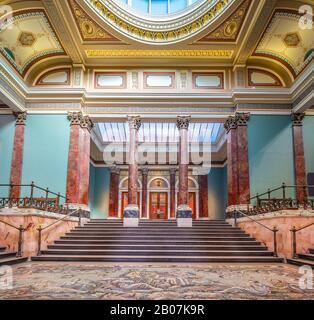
117 0 201 16
98 122 224 144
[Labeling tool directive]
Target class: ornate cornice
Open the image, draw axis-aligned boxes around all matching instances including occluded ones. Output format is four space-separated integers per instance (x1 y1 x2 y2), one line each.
85 0 235 44
177 116 191 130
127 115 141 131
291 113 305 126
68 111 94 131
13 112 27 125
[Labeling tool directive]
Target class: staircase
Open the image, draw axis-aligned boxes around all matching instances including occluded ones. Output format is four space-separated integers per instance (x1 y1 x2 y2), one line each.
287 248 314 269
32 220 283 263
0 246 28 266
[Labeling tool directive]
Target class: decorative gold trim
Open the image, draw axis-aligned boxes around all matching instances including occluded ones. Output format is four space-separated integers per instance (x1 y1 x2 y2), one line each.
86 50 233 58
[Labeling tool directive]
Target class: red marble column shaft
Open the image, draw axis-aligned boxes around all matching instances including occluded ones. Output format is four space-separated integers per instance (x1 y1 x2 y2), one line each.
178 125 189 206
66 124 80 204
10 113 27 199
226 126 238 206
237 125 250 204
141 168 148 218
198 175 209 218
169 168 176 218
109 168 120 217
292 114 307 203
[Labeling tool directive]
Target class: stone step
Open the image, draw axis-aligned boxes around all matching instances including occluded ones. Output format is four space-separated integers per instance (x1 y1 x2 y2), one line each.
309 248 314 254
0 256 28 266
79 226 235 231
0 246 6 252
69 231 246 236
55 239 261 245
298 253 314 261
0 252 17 259
61 235 252 241
287 258 314 269
48 244 267 251
32 255 283 263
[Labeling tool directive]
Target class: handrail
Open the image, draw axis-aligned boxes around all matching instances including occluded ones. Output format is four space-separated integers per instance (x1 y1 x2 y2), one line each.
36 208 82 256
0 219 24 257
233 210 279 257
290 221 314 259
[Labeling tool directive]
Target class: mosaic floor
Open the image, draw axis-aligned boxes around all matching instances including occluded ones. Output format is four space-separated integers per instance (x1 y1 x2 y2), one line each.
0 262 313 300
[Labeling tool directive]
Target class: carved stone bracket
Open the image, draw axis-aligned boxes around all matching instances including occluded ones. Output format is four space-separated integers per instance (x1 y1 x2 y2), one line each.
68 111 94 131
13 112 27 125
127 116 141 131
291 113 305 126
177 115 191 130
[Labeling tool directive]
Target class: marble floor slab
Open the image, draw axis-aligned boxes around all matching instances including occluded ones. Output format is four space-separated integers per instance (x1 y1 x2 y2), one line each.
0 262 313 300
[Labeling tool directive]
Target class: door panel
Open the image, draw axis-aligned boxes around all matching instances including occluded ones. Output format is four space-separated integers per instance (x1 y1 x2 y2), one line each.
150 192 168 220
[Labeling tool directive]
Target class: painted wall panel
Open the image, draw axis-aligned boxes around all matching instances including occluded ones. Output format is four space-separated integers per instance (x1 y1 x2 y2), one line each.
0 115 15 197
248 115 295 199
21 115 70 200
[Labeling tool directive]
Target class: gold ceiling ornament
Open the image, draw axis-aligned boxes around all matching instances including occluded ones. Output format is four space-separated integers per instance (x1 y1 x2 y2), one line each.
69 0 123 42
197 0 250 42
86 0 234 43
86 49 233 57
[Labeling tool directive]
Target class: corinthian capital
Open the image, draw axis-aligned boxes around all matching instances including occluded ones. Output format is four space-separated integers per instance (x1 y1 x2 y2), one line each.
13 112 27 125
224 116 237 133
128 116 141 131
235 112 250 126
291 113 305 126
177 115 191 130
68 111 94 131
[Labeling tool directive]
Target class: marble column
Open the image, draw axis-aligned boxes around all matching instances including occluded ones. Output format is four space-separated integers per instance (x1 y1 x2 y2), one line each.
66 112 93 217
169 167 176 219
141 167 148 219
109 166 120 218
198 175 208 218
236 113 250 205
10 112 27 199
224 116 238 207
124 116 141 227
291 113 307 204
176 116 192 227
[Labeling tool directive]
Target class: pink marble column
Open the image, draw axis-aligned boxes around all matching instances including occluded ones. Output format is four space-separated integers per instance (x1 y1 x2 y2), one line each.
124 116 141 224
141 167 148 218
10 112 27 199
169 168 176 219
236 113 250 204
66 112 93 213
109 166 120 218
291 113 307 204
198 175 208 218
224 116 238 206
176 116 192 226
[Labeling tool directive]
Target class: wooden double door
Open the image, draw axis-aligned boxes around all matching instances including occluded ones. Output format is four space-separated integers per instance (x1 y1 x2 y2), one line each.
150 192 168 220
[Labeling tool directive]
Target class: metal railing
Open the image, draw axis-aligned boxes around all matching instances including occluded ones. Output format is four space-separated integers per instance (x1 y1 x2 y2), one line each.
0 182 69 214
246 183 314 215
0 219 24 257
37 208 82 256
233 210 279 257
290 221 314 259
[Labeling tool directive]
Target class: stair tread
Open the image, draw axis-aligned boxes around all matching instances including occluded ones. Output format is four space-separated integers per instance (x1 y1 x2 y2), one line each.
0 251 17 257
43 249 267 253
287 258 314 266
0 256 28 264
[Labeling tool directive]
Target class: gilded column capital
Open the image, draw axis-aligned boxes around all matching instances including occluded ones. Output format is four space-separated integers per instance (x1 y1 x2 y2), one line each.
68 111 94 131
169 167 177 175
235 112 250 126
291 113 305 126
177 115 191 130
224 116 237 133
81 115 94 132
141 166 149 176
13 112 27 125
127 116 142 131
110 166 120 175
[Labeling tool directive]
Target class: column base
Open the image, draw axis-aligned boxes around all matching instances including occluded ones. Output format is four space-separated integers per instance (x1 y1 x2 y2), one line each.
67 204 90 219
176 204 193 228
123 204 139 227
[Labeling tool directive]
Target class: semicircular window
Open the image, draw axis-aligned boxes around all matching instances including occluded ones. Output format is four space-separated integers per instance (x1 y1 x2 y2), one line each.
117 0 201 16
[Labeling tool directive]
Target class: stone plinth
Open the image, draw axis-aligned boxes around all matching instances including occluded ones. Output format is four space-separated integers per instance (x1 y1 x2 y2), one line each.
123 204 139 227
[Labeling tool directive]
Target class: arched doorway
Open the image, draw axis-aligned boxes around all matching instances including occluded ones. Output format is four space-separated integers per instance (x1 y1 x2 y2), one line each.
118 177 142 218
148 177 170 220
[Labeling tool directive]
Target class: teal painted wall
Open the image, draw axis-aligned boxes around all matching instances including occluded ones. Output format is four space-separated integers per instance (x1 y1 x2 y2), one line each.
248 115 295 200
303 115 314 199
0 115 15 197
208 166 227 219
89 165 110 218
21 115 70 201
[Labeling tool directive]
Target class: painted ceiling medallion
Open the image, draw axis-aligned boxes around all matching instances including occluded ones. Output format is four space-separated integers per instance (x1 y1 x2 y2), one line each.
69 0 123 42
253 10 314 77
84 0 236 44
0 10 65 77
197 0 250 42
